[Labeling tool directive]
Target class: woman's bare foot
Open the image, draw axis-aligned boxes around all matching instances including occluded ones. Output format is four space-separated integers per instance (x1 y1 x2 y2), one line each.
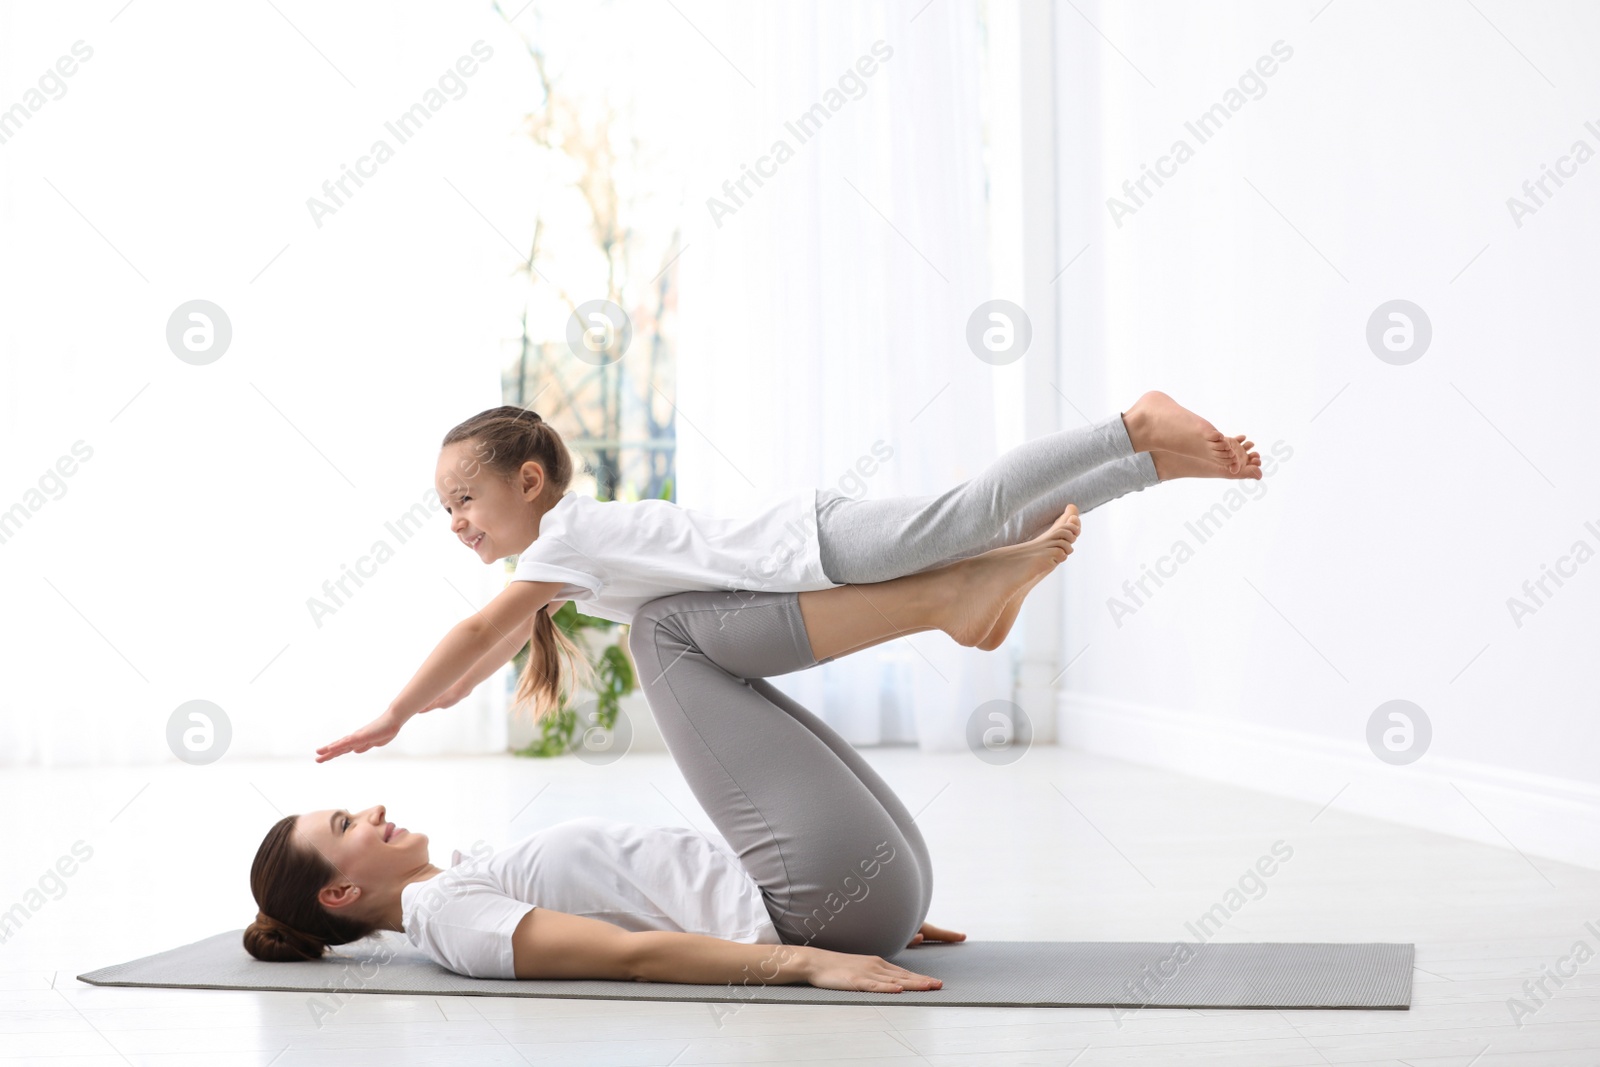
1151 436 1261 481
974 570 1047 651
938 505 1079 647
1122 390 1245 472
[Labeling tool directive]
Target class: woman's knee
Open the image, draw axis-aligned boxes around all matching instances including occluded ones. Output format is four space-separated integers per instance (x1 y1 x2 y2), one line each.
629 591 756 690
626 594 698 673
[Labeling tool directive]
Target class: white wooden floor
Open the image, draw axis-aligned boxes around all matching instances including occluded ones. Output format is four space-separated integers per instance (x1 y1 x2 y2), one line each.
2 746 1596 1066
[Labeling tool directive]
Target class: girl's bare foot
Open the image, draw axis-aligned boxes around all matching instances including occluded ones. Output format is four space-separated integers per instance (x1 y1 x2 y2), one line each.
1122 390 1245 472
976 436 1259 648
1151 436 1261 481
939 505 1079 647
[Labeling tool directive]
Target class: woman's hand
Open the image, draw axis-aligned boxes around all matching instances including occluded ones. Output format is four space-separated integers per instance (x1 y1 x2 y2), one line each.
315 707 411 763
800 947 943 993
906 921 967 948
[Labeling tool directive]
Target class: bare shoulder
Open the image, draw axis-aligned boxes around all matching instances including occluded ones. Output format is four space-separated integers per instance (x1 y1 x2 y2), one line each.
510 907 640 981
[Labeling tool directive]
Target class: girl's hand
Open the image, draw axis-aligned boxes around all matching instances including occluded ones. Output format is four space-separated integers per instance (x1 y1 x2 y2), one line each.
906 921 967 948
801 947 943 993
315 707 410 763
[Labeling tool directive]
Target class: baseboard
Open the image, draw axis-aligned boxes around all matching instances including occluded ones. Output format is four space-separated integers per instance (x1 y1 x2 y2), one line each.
1058 691 1600 872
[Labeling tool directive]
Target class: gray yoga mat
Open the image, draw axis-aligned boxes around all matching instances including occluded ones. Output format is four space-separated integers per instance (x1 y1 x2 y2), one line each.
78 931 1413 1009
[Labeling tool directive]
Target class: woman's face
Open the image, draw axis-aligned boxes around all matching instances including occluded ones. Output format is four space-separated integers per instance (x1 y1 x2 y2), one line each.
434 440 544 562
293 804 430 912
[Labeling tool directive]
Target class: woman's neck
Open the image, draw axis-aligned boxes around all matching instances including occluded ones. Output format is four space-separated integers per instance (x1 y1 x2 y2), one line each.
376 862 446 932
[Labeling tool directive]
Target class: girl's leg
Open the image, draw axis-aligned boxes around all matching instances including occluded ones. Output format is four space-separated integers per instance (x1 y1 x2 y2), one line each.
904 436 1260 576
816 412 1142 584
628 590 932 958
926 452 1156 564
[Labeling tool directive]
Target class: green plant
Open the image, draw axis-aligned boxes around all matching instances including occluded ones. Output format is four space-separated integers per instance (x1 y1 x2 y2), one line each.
508 476 671 757
510 601 636 758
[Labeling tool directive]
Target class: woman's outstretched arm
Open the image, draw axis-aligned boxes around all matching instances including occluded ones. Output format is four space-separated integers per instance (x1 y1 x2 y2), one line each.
511 907 943 993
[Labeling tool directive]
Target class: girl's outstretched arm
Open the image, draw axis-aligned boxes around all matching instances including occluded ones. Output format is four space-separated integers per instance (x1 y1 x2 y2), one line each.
314 580 564 762
418 600 568 713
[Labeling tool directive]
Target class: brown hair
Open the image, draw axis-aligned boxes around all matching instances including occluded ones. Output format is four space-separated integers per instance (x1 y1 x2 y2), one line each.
243 815 378 962
440 404 593 725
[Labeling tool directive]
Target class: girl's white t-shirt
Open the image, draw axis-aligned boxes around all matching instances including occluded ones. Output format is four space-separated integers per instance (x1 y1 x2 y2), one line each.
400 816 783 980
510 490 837 623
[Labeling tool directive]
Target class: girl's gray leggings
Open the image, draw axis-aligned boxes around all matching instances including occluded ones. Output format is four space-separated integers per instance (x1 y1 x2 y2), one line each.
626 413 1158 958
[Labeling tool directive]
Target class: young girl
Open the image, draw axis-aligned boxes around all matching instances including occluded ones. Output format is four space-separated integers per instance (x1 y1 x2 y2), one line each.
315 391 1257 763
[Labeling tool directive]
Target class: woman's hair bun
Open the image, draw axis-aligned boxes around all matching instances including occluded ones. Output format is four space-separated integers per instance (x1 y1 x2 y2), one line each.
243 910 327 962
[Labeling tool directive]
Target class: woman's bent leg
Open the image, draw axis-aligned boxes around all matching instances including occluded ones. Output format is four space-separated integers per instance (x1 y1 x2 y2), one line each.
627 590 930 958
747 677 933 926
816 413 1142 584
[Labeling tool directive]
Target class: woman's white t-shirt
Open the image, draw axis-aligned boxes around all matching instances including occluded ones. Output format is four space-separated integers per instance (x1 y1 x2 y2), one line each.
400 816 783 980
510 490 838 623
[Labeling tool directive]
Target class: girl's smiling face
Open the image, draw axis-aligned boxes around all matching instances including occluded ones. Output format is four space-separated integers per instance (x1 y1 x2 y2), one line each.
435 440 548 561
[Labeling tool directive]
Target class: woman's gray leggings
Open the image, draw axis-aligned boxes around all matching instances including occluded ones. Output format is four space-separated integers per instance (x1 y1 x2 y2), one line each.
626 413 1159 958
628 591 929 958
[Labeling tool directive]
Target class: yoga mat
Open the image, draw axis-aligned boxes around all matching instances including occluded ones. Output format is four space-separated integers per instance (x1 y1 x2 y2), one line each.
78 931 1413 1009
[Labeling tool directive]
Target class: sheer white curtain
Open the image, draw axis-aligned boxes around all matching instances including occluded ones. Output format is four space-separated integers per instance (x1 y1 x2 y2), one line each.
672 0 1009 749
0 3 529 766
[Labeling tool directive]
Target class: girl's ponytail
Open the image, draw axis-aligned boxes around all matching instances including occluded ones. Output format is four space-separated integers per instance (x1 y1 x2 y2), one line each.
514 607 597 724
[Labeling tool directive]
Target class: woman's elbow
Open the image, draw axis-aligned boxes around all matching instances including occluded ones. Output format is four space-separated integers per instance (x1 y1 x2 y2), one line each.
622 930 666 983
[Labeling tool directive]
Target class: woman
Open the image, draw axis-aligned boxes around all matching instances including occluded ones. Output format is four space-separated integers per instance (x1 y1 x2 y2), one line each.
249 436 1262 993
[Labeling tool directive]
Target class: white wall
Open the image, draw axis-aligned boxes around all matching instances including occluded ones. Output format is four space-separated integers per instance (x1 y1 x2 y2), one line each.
0 2 538 764
1053 0 1600 869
